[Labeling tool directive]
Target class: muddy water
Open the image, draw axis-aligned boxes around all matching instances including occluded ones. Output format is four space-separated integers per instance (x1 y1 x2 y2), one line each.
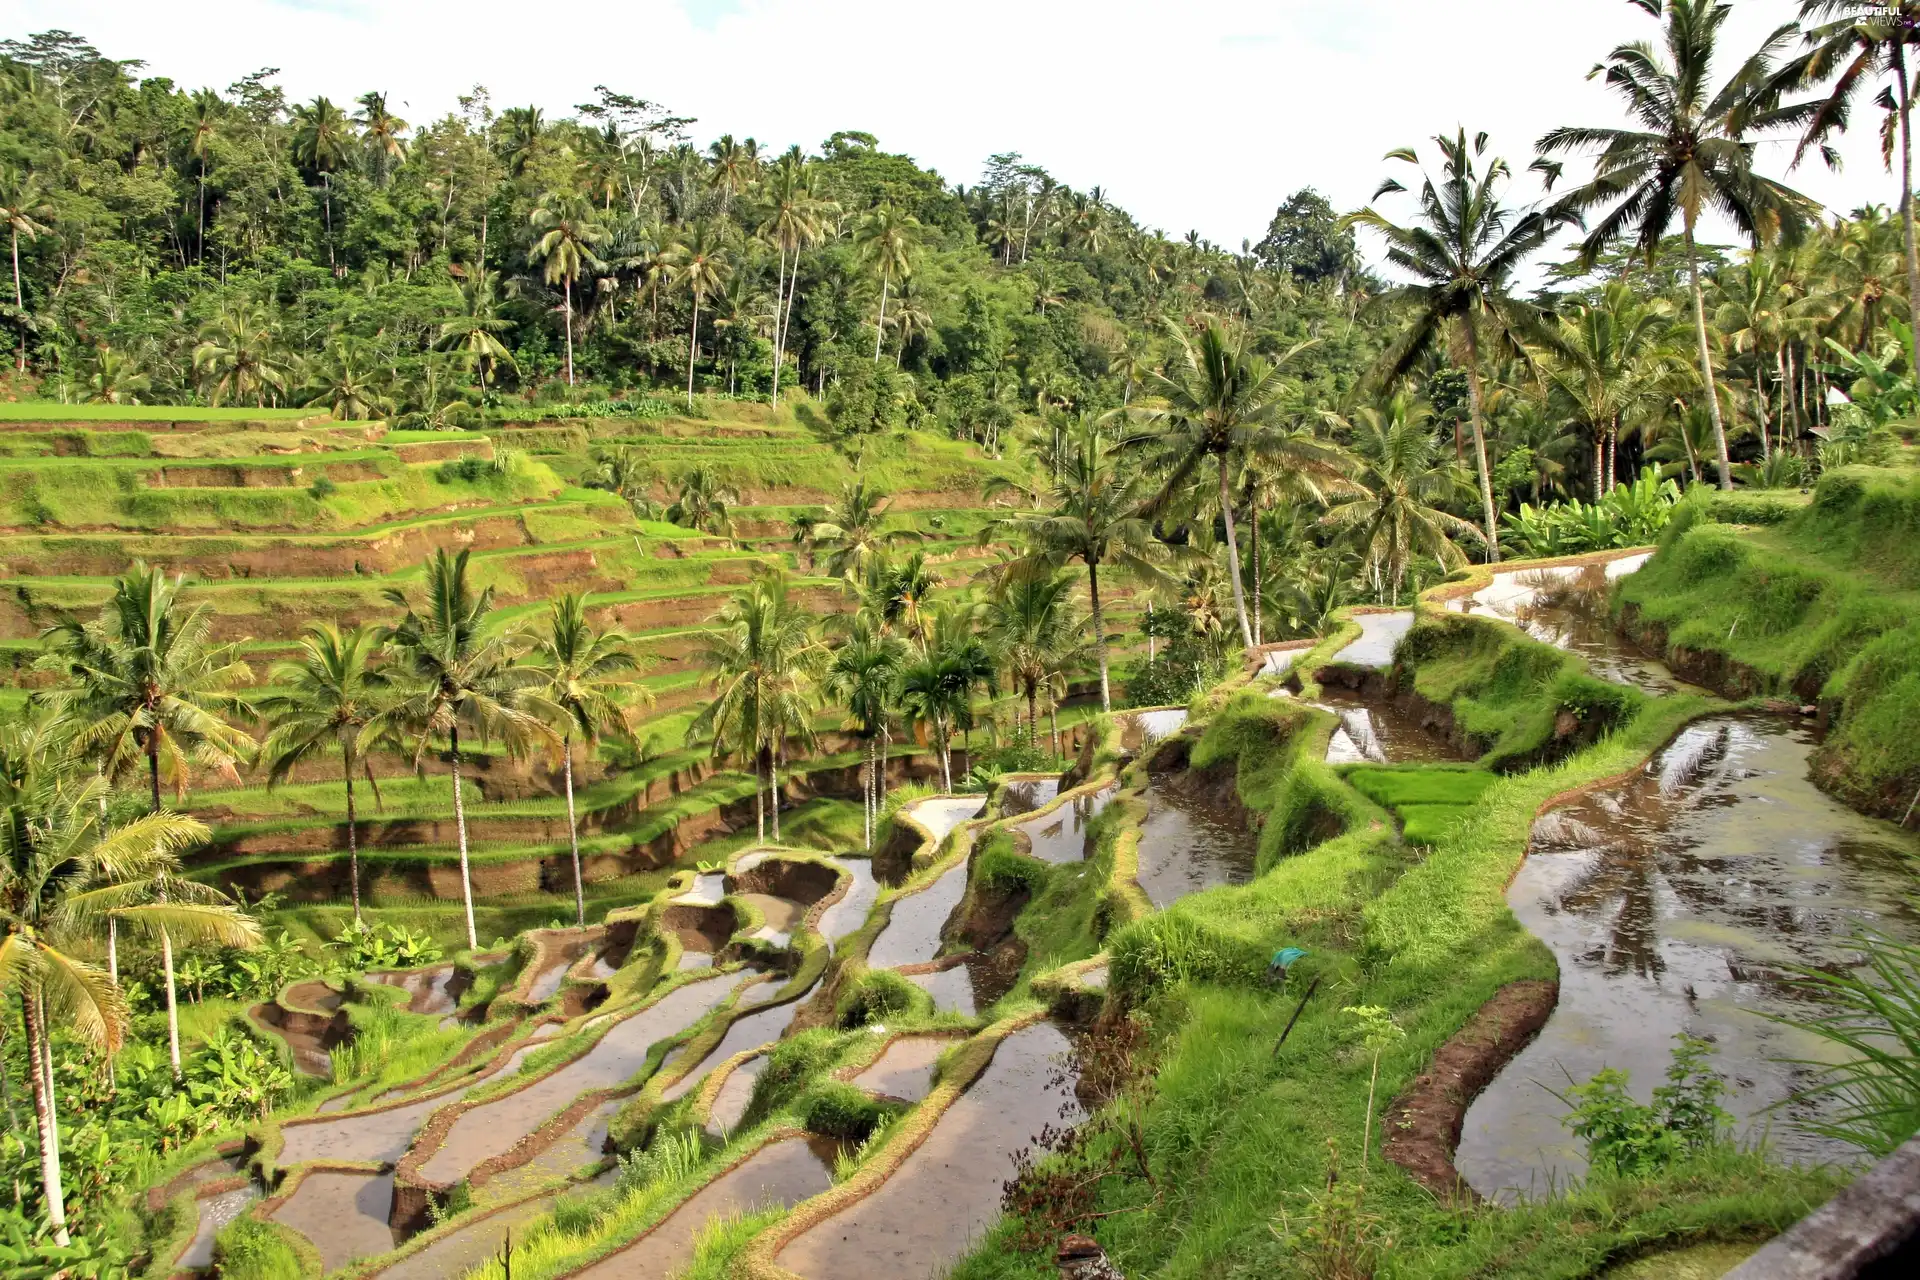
479 1096 622 1203
1315 688 1464 765
1260 647 1306 679
778 1022 1084 1280
705 1055 767 1136
736 892 804 947
526 936 593 1003
851 1036 949 1102
176 1185 259 1270
278 1084 473 1167
905 796 987 848
999 776 1062 818
868 862 968 969
1457 716 1920 1200
269 1170 400 1273
1134 770 1259 911
907 963 981 1016
368 965 463 1016
660 984 812 1103
417 972 754 1185
574 1136 842 1280
1333 611 1415 669
816 857 880 948
678 872 728 905
1453 557 1690 694
1120 708 1189 750
1015 786 1114 864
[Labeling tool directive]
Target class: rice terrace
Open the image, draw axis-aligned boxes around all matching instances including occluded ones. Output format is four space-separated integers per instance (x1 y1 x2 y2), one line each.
2 3 1919 1278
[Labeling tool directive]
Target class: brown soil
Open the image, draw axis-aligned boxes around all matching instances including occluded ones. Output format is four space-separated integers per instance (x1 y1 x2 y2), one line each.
1383 979 1559 1204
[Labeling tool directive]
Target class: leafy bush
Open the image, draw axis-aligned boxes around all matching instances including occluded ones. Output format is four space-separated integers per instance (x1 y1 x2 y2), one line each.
306 475 336 500
974 837 1049 895
1558 1034 1730 1177
328 918 443 970
1502 468 1680 557
835 969 923 1027
434 455 492 484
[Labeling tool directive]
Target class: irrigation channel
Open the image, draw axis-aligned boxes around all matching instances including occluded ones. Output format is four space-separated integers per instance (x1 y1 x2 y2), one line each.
1442 556 1920 1200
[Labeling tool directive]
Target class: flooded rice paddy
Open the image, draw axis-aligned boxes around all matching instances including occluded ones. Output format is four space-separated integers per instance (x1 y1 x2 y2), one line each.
659 984 811 1103
1133 769 1259 910
1456 715 1920 1200
997 775 1062 817
1013 785 1113 864
851 1036 949 1102
1332 611 1415 669
175 1185 259 1271
815 857 880 948
268 1170 399 1273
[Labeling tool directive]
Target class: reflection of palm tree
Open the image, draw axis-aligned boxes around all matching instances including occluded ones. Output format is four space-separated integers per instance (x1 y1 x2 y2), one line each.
1319 394 1480 602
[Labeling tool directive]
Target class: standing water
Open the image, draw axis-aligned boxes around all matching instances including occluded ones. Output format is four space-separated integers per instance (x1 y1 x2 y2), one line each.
1456 716 1920 1200
998 775 1062 818
1333 612 1415 669
1133 768 1259 910
1014 785 1114 864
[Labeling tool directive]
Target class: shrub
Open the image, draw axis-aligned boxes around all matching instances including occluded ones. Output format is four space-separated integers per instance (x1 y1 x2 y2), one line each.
1502 468 1680 557
974 836 1049 895
434 455 492 484
835 969 923 1028
1559 1034 1731 1178
306 475 336 501
798 1081 890 1140
213 1218 305 1280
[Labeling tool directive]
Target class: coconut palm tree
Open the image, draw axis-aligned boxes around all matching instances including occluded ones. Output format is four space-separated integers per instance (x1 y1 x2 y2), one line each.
183 88 221 264
793 480 923 583
759 154 827 405
353 91 409 185
824 618 907 849
0 167 50 373
984 567 1087 755
1542 281 1681 496
986 420 1167 712
666 466 741 536
0 752 207 1245
1319 394 1481 602
898 654 966 793
666 221 731 408
258 624 394 922
881 551 942 652
438 270 517 395
527 595 646 926
303 335 395 421
379 550 554 950
1346 129 1563 557
81 344 151 405
36 563 256 815
1537 0 1819 490
529 195 608 386
855 205 920 362
690 573 820 844
193 302 292 408
290 96 353 269
1783 2 1920 382
1130 324 1318 649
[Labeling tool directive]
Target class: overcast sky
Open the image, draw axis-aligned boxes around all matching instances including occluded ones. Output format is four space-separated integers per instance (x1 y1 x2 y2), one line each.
9 0 1905 253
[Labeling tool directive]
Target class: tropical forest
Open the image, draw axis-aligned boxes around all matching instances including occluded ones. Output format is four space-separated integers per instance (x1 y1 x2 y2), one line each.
1 1 1919 1278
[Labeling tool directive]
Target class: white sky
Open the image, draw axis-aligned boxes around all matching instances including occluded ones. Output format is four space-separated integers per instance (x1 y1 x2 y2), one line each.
8 0 1905 253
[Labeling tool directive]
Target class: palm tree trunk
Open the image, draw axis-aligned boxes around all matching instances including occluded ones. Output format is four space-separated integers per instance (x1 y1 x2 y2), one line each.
782 259 801 400
10 229 21 375
323 172 335 271
1683 225 1733 490
1460 321 1502 561
873 271 889 363
770 736 783 844
755 746 766 842
1250 495 1263 646
1217 458 1255 649
771 246 787 406
449 725 478 951
863 736 873 850
148 739 163 814
564 275 575 386
197 165 207 265
21 991 69 1247
343 748 361 922
1088 560 1111 713
563 734 584 927
1897 46 1920 386
1593 427 1605 502
686 297 699 410
1049 697 1060 759
162 926 182 1079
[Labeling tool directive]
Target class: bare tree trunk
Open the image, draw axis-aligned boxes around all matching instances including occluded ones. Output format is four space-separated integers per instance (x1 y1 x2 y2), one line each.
1218 458 1255 649
873 271 889 363
1250 494 1263 647
770 735 782 843
755 746 766 843
1898 47 1920 385
22 992 69 1246
863 737 873 850
1461 322 1502 560
343 749 361 922
563 735 584 927
770 245 787 406
1684 225 1734 490
686 298 699 410
1087 561 1111 712
1049 697 1060 759
162 926 181 1079
564 275 575 386
449 725 478 951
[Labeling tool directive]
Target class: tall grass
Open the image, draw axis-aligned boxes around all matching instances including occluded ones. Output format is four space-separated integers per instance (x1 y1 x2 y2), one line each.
1777 926 1920 1157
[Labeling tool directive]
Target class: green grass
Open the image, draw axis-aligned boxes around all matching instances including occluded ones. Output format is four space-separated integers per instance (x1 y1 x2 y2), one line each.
0 402 323 422
1346 765 1500 846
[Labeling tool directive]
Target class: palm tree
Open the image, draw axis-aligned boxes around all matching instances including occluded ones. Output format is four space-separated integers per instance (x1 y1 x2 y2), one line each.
984 567 1087 755
1543 281 1680 496
0 168 52 373
1346 129 1563 557
824 619 907 849
586 444 659 517
258 624 393 922
527 595 646 926
303 336 395 421
690 573 820 844
1783 2 1920 383
666 466 741 536
1319 394 1482 602
193 302 292 408
1537 0 1818 489
81 344 151 405
353 91 409 185
666 222 731 408
36 562 257 814
760 155 828 404
529 196 608 386
290 97 353 269
1135 324 1319 648
987 420 1166 712
881 551 941 651
380 550 554 950
794 480 922 583
0 753 204 1245
898 656 964 793
183 88 220 264
930 605 997 767
855 205 920 362
438 270 517 395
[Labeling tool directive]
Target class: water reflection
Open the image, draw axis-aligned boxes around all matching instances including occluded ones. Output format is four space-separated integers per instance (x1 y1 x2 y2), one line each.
1015 786 1114 864
1453 558 1689 694
1134 769 1258 909
1457 715 1920 1200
